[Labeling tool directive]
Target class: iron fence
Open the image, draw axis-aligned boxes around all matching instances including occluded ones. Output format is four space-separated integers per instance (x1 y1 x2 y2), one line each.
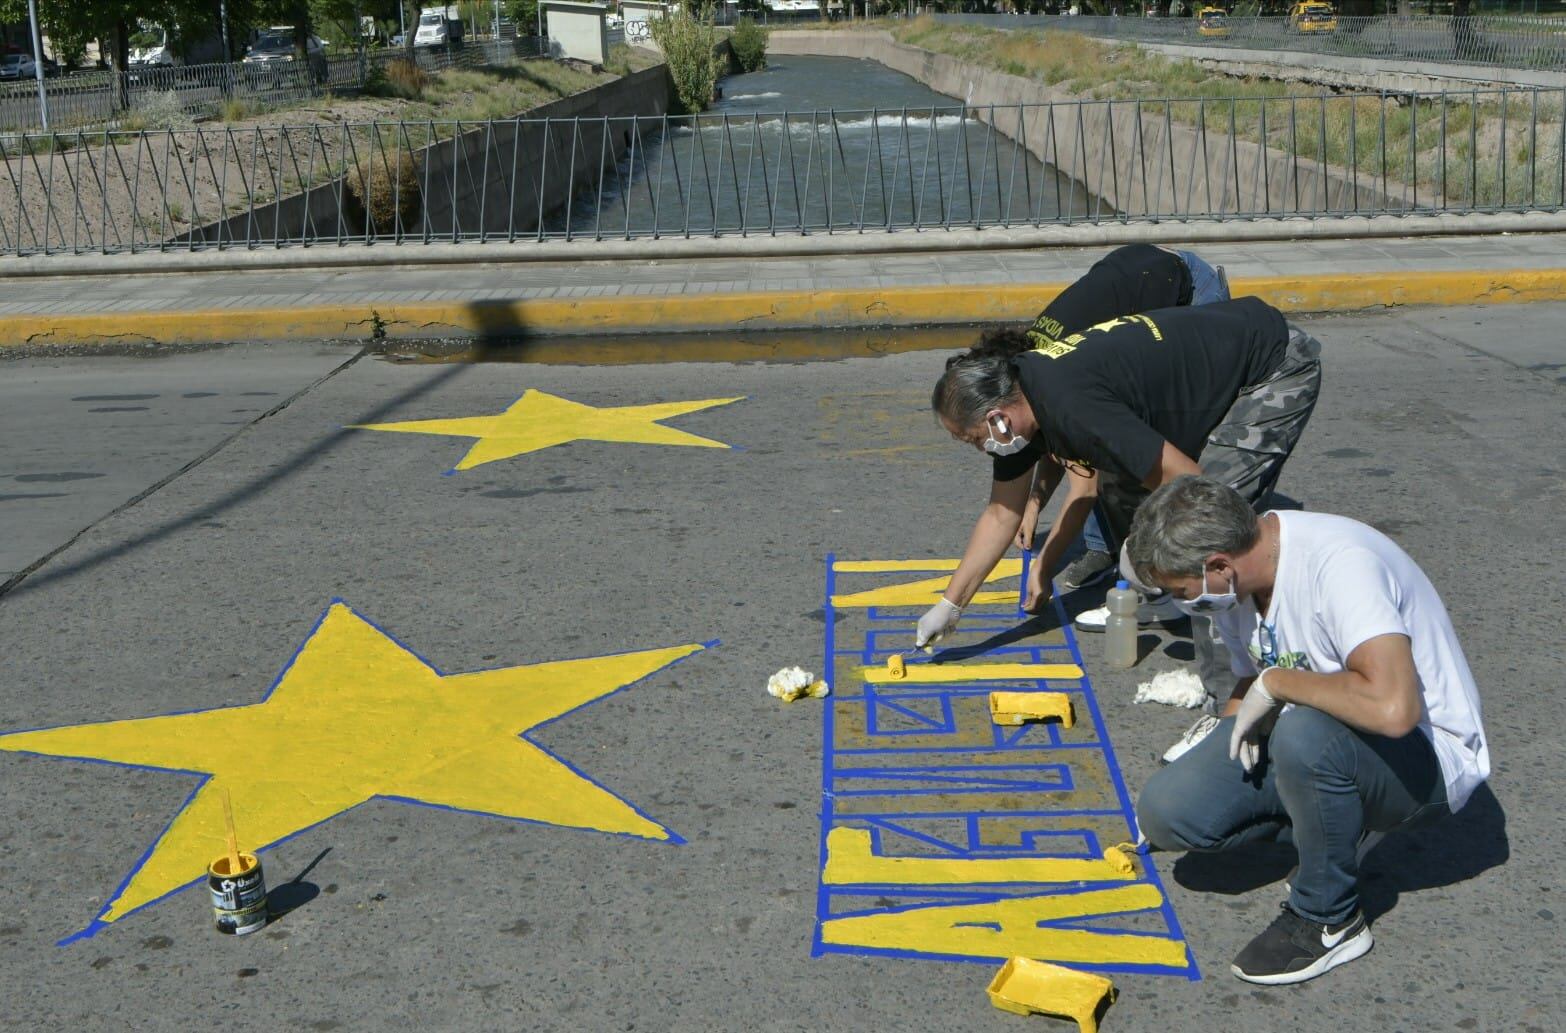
3 87 1563 256
935 12 1566 72
0 38 549 135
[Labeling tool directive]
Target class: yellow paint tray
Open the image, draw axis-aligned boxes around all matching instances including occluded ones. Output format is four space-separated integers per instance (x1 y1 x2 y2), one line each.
986 957 1116 1033
989 691 1074 728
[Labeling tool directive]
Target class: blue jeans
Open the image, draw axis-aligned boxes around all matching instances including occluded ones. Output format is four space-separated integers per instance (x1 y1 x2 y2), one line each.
1137 708 1449 925
1176 249 1230 305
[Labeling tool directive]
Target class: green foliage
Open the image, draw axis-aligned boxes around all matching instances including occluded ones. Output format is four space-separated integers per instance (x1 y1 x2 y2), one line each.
507 0 539 34
730 17 768 72
606 43 635 77
649 7 720 114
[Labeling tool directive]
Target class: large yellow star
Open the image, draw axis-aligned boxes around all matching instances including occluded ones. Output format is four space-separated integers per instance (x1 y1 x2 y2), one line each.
0 603 707 943
352 389 745 471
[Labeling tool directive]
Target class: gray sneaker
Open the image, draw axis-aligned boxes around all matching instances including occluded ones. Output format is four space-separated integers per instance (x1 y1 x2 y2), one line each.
1059 549 1116 591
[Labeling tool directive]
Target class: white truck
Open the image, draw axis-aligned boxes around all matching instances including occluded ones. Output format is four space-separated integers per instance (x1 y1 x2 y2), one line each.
414 6 465 48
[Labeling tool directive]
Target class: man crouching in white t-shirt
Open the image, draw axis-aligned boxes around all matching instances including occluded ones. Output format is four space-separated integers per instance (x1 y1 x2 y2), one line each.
1124 476 1489 986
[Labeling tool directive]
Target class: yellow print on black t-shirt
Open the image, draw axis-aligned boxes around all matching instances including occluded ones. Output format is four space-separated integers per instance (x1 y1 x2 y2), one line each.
1027 314 1163 360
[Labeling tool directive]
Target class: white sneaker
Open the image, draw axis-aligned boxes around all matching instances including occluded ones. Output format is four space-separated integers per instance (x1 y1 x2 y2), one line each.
1075 592 1184 634
1161 713 1221 765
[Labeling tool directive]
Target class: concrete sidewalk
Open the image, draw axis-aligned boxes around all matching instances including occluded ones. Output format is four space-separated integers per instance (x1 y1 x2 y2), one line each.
6 231 1566 348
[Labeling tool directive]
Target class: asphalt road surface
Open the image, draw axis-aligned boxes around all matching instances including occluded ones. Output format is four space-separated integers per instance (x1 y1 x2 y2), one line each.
0 304 1561 1032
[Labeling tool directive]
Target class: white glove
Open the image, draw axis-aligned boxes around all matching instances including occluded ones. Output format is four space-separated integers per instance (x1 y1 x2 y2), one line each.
1228 669 1283 774
915 598 962 649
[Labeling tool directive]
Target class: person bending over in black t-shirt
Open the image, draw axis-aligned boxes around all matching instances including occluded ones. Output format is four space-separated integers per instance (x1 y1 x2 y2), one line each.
1016 244 1230 592
917 297 1322 753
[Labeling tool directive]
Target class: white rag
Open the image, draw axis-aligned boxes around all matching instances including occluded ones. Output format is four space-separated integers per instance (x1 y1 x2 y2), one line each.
1133 669 1208 709
767 666 830 703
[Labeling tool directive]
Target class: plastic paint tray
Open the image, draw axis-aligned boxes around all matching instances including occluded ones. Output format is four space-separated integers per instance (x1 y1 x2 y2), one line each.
986 957 1116 1033
989 691 1074 728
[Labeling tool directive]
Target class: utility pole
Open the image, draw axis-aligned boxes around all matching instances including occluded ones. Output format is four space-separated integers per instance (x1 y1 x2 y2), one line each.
26 0 48 131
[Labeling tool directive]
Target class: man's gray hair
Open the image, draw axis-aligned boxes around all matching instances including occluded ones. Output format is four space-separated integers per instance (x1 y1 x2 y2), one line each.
1125 476 1260 581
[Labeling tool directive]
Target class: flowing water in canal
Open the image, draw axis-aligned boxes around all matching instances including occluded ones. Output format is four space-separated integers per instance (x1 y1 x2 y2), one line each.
550 55 1105 237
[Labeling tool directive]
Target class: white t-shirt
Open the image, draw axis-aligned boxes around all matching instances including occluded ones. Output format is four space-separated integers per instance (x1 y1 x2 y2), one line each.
1213 510 1490 812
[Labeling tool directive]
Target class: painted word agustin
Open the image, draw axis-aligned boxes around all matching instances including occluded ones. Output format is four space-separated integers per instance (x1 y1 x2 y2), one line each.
814 556 1198 979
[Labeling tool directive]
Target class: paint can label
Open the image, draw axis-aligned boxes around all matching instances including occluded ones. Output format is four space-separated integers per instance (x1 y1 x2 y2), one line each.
208 856 268 936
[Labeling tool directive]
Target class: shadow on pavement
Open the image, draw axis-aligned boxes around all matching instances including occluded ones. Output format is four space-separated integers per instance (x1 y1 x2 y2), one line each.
1357 784 1509 922
1168 783 1510 923
0 356 476 603
267 847 333 923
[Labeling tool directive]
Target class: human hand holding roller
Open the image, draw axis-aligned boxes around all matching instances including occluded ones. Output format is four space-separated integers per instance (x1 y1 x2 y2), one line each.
915 597 962 649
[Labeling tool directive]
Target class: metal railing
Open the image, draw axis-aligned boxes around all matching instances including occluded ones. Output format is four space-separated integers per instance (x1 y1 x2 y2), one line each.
934 12 1566 72
3 88 1563 256
0 38 548 135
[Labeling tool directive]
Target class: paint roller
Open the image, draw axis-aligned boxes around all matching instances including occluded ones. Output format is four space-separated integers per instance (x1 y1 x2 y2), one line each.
885 646 937 680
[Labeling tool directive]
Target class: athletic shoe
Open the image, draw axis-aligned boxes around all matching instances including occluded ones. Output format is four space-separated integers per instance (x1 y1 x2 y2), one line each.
1284 829 1386 894
1161 713 1221 765
1231 904 1373 985
1074 592 1184 633
1059 549 1116 591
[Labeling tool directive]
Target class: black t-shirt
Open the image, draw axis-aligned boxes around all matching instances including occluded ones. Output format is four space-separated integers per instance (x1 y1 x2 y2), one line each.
1028 244 1192 343
992 297 1291 484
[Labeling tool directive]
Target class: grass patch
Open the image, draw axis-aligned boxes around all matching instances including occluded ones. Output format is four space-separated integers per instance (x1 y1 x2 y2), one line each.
397 50 660 123
892 18 1566 210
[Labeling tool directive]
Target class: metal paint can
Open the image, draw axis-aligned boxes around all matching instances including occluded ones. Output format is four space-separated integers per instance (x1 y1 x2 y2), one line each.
208 852 268 935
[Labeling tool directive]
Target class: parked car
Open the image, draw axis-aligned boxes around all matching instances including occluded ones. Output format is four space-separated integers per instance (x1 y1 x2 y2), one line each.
1196 6 1230 37
243 27 328 82
244 28 327 66
0 53 36 81
130 44 175 66
1287 1 1337 34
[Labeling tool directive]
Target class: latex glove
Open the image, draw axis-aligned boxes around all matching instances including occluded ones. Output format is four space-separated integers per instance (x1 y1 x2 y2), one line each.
915 598 962 649
1228 670 1283 774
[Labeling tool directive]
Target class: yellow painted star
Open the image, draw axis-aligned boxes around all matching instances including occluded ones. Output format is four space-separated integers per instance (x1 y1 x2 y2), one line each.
352 388 744 471
0 603 707 941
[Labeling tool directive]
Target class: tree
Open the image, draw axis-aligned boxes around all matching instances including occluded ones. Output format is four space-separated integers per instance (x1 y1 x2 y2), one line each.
507 0 539 37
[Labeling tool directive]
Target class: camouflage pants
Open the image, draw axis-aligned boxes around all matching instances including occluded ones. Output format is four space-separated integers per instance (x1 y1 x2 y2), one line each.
1100 326 1322 699
1193 326 1322 509
1097 326 1322 542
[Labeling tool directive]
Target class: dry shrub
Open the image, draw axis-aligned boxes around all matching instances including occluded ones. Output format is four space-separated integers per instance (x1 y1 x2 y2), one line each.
367 58 429 100
348 148 422 234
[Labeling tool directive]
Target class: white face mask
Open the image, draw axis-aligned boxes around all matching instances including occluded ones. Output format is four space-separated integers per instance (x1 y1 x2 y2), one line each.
981 413 1030 457
1172 567 1240 616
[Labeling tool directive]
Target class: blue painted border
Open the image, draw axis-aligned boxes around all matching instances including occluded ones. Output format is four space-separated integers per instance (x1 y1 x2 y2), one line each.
812 553 1200 980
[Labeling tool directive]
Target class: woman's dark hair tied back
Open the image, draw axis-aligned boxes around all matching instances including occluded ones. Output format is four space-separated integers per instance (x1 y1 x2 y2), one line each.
931 326 1032 428
944 326 1032 371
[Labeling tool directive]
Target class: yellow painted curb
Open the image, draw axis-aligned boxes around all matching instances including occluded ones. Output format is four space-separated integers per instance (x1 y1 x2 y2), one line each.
6 268 1566 348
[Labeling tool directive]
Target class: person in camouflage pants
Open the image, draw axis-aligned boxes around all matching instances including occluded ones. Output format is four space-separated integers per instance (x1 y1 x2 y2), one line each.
1102 325 1323 694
